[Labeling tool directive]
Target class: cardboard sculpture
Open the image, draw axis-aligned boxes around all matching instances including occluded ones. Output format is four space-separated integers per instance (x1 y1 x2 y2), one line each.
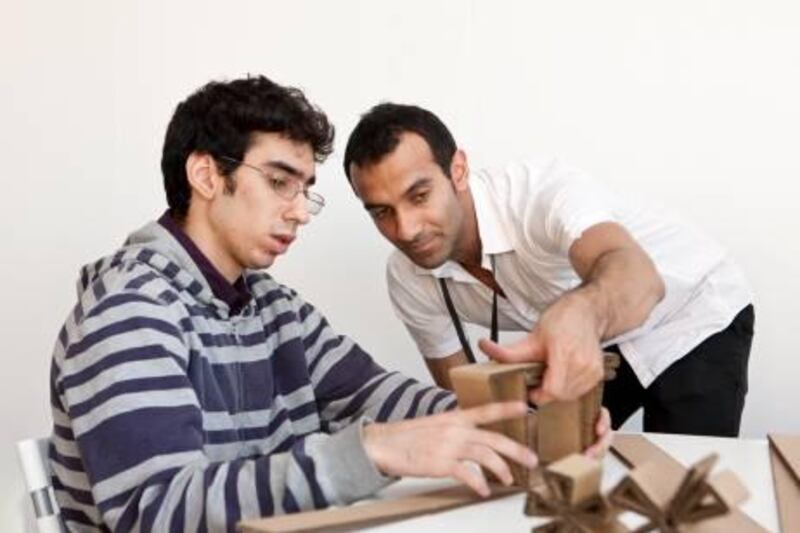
610 434 766 533
449 353 620 485
236 432 776 532
768 434 800 532
525 453 625 533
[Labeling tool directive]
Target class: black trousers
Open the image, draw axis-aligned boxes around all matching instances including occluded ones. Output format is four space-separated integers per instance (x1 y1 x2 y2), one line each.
602 305 754 436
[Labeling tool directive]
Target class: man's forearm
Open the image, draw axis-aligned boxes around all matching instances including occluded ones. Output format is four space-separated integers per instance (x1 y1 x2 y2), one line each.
571 246 665 341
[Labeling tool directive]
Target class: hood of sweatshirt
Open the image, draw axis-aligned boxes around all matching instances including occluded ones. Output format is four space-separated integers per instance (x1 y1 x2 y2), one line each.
75 220 253 318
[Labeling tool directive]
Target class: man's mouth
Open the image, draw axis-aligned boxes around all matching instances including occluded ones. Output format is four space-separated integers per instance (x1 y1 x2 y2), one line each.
406 235 438 255
270 233 296 254
273 234 295 246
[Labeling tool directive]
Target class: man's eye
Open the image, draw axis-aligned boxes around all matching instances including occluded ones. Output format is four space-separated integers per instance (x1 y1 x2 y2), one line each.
270 177 293 195
412 191 429 204
370 209 388 221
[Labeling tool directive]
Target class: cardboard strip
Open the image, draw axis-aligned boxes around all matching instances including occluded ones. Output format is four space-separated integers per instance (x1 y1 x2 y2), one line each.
681 507 767 533
708 469 749 509
768 434 800 532
537 399 584 464
769 434 800 479
610 433 684 475
238 485 520 533
581 385 605 454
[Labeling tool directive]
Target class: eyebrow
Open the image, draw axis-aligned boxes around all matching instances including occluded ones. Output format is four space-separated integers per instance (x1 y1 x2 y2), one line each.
362 177 432 210
265 160 316 186
404 177 432 198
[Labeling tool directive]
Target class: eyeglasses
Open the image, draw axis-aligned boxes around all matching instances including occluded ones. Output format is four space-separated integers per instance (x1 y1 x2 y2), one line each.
219 156 325 215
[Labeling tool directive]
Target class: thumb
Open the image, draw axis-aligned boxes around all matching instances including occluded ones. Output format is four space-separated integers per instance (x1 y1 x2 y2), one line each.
478 335 545 364
531 387 556 406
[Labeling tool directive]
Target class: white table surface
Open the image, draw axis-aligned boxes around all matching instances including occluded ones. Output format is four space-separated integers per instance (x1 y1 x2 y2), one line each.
361 433 779 532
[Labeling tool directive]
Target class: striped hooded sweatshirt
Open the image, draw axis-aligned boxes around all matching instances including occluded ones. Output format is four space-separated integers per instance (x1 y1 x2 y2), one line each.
49 219 456 532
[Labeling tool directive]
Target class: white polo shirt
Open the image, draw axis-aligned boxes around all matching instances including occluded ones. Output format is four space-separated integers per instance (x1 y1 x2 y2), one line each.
386 158 752 387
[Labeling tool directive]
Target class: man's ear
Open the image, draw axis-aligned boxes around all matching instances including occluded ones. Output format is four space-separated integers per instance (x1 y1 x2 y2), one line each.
185 152 219 200
450 149 469 192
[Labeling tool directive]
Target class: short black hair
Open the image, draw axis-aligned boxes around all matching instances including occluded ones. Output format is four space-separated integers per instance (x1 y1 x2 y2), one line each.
161 75 334 219
343 103 456 183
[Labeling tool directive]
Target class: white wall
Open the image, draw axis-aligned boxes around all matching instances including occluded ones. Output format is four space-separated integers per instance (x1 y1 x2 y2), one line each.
2 0 799 529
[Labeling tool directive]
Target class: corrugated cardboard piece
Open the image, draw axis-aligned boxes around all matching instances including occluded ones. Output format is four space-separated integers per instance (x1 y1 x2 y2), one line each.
450 353 620 485
610 434 766 532
525 453 625 532
767 434 800 533
449 362 539 485
237 484 519 533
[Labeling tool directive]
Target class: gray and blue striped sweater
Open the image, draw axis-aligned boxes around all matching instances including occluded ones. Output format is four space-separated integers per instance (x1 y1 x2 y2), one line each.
49 220 456 532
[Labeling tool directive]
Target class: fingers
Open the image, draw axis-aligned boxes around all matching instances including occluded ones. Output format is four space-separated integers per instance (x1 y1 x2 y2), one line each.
462 401 529 426
471 428 539 469
536 344 568 403
452 430 538 496
583 443 604 460
463 443 514 486
452 460 490 497
478 336 545 364
533 346 603 403
530 388 552 405
596 407 613 454
477 338 522 363
584 408 613 459
385 404 540 495
451 404 539 486
575 354 604 397
596 407 611 435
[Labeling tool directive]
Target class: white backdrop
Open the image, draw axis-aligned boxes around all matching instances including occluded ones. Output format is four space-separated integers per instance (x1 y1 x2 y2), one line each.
2 1 799 529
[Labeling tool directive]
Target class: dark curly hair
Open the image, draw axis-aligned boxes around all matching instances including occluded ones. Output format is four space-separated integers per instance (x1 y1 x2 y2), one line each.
343 103 456 183
161 75 334 218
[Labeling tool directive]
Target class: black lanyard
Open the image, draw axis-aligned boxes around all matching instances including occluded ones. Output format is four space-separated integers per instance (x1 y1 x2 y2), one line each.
438 256 499 364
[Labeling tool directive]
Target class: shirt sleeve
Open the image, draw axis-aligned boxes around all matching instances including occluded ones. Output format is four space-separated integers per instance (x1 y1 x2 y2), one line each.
53 289 452 532
291 286 457 427
385 252 465 360
520 159 621 256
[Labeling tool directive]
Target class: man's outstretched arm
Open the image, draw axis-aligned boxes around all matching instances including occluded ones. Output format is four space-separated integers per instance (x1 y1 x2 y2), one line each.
480 222 664 404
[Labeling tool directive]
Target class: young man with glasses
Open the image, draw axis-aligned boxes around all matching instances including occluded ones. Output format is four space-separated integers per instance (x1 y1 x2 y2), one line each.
343 103 754 438
50 76 611 532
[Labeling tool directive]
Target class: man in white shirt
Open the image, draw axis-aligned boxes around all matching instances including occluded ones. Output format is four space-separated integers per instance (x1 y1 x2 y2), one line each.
343 103 754 436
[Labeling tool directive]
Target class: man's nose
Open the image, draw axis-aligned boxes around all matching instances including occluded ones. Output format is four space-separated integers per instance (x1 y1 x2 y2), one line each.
395 210 420 243
285 193 311 225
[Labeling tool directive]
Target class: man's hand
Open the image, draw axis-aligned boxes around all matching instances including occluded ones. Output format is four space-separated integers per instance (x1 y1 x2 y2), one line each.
478 291 605 404
363 401 538 497
585 407 613 459
479 222 664 405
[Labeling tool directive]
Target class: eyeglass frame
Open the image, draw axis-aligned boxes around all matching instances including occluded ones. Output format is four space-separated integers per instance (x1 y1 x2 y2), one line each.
217 155 325 215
